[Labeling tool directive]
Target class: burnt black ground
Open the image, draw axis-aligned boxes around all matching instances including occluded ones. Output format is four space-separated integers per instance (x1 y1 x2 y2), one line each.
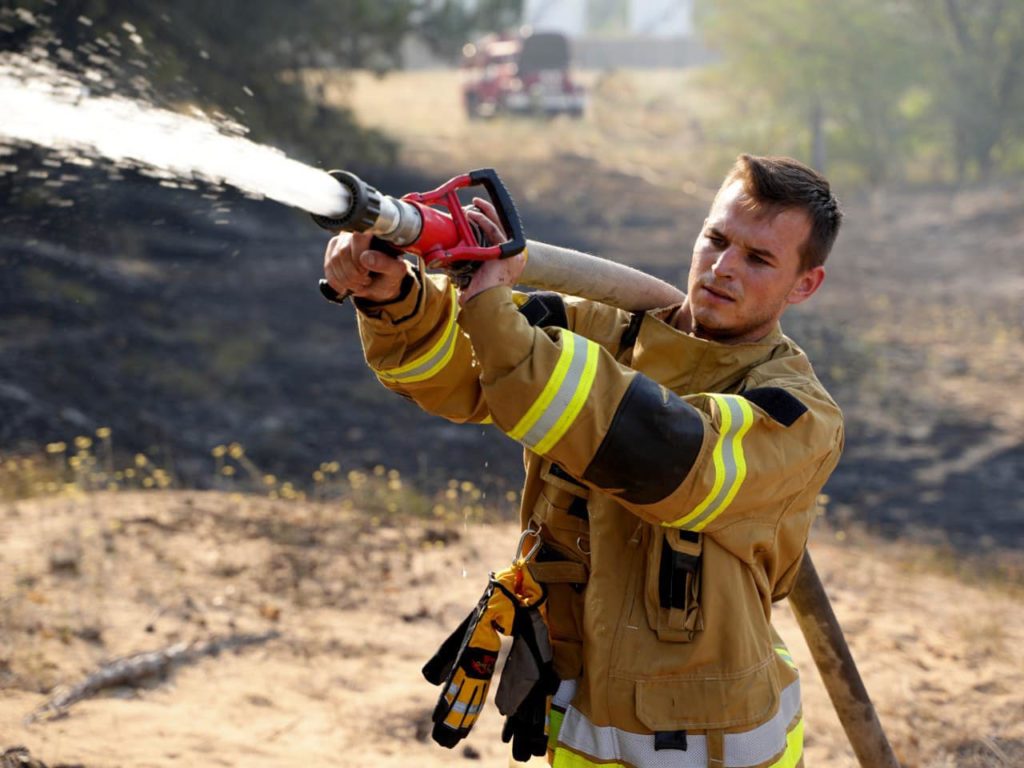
1 146 1021 563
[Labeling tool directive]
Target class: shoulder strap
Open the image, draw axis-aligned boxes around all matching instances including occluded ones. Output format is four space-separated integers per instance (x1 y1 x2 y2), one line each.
617 311 645 364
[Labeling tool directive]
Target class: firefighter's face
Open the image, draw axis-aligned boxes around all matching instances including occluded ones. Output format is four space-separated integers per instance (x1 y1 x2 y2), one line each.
686 181 825 343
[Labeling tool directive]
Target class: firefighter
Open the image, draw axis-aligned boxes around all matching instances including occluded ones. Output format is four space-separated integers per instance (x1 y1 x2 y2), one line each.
323 154 844 768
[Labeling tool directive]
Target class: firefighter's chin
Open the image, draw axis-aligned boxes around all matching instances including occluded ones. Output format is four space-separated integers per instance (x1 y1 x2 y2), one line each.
692 286 736 320
689 291 751 341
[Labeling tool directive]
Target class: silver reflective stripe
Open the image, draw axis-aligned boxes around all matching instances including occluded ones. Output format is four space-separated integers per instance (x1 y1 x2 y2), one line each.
376 287 458 384
520 335 591 448
555 678 801 768
666 394 754 531
552 678 578 710
445 682 484 715
450 699 483 715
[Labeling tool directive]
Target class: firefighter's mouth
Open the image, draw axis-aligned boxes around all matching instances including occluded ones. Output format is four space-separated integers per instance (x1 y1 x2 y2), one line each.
701 283 737 302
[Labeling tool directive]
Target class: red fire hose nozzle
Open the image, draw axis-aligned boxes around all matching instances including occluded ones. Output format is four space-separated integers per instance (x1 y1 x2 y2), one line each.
312 168 527 302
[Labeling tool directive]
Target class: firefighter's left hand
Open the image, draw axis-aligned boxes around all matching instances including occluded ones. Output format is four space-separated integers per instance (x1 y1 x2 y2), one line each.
461 196 527 305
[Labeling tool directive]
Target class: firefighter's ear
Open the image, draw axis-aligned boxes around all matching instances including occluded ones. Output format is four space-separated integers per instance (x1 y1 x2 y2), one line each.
786 266 825 306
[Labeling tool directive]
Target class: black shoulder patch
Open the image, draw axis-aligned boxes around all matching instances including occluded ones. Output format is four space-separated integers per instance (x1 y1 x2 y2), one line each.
583 375 704 505
743 387 808 427
518 292 568 329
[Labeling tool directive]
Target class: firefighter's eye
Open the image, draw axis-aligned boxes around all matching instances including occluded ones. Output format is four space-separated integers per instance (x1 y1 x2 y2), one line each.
706 232 726 248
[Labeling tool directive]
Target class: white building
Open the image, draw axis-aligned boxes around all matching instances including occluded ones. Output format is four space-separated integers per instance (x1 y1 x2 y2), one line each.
521 0 706 68
525 0 695 38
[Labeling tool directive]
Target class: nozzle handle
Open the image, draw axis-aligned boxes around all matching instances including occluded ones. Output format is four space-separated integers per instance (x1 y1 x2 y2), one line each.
468 168 525 259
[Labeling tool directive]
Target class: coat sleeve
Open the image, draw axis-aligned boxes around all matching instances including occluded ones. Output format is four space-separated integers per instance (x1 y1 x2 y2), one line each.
354 269 624 425
356 267 491 424
459 286 845 534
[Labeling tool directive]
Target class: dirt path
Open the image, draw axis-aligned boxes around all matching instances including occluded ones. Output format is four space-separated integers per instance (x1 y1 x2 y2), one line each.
1 492 1022 767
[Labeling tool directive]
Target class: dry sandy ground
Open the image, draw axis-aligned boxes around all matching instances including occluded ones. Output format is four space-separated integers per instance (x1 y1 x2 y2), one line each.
1 491 1022 767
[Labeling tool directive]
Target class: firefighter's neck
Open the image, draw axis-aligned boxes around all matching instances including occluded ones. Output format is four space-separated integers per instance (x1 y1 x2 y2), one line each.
674 297 775 345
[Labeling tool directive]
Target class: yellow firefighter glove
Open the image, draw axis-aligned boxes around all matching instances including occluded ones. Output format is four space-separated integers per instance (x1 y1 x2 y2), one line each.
422 564 544 749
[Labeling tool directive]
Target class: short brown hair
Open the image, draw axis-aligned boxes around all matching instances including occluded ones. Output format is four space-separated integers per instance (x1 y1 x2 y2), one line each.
723 154 843 271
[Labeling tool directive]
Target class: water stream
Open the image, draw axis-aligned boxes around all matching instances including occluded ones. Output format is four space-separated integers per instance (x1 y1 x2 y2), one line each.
0 54 347 218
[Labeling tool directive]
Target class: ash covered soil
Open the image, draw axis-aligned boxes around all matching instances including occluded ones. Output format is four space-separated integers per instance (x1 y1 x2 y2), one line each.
1 491 1022 767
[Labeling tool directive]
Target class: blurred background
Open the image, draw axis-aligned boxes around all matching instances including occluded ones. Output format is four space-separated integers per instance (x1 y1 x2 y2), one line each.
3 0 1021 560
0 2 1022 765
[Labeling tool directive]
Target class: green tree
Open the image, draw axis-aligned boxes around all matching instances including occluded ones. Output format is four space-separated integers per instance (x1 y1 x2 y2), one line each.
906 0 1024 181
695 0 922 186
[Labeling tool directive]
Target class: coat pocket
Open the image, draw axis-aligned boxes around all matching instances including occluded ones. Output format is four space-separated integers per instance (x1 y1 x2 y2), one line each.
644 526 703 643
635 653 780 731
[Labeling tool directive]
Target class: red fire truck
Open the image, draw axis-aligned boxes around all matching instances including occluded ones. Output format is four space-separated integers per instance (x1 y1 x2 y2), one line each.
461 30 586 119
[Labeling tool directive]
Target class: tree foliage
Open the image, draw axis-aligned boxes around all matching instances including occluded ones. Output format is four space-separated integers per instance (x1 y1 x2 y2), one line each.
2 0 522 169
906 0 1024 181
695 0 1024 185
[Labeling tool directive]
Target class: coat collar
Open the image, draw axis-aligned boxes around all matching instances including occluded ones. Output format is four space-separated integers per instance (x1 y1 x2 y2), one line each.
630 305 785 394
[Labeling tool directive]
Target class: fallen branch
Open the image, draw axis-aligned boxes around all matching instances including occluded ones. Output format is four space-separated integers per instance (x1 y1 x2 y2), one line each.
26 631 281 723
1 745 82 768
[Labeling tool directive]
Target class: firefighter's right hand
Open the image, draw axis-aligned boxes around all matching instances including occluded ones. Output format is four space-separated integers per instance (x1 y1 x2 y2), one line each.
323 231 409 304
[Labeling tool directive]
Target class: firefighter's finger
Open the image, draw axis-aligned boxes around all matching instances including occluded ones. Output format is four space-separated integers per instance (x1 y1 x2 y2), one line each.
359 249 407 277
349 232 375 259
329 250 370 285
467 207 507 246
324 258 370 295
470 197 508 238
323 266 355 298
323 232 352 271
325 238 372 289
325 232 370 279
471 196 499 222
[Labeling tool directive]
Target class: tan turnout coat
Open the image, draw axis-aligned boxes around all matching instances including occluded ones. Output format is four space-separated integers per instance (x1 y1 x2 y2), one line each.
354 268 844 761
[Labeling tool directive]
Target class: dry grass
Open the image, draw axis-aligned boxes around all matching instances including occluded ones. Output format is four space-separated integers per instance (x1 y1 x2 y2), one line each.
0 429 517 528
309 67 724 199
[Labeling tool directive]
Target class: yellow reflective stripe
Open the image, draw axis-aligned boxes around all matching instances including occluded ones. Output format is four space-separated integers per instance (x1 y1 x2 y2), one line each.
768 717 804 768
478 415 494 425
774 644 797 670
553 748 626 768
508 333 598 454
666 393 754 530
548 708 565 752
375 287 458 384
